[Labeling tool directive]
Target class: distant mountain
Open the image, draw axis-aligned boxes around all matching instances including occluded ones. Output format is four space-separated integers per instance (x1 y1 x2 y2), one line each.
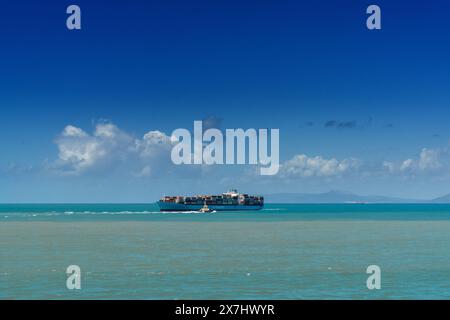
265 190 419 204
429 194 450 203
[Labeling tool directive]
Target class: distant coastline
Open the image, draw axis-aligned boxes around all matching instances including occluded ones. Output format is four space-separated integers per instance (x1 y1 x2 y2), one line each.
264 190 450 204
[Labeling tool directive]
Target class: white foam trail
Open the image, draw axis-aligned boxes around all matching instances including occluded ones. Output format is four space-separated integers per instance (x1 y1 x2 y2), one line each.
3 210 220 217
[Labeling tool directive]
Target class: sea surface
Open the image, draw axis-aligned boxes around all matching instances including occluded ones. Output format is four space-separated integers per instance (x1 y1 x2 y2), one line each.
1 203 450 299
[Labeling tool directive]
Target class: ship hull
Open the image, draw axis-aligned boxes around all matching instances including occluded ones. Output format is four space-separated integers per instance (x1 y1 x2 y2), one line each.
157 201 263 212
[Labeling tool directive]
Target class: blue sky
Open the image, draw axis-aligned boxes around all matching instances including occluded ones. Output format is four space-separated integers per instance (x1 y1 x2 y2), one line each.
1 0 450 202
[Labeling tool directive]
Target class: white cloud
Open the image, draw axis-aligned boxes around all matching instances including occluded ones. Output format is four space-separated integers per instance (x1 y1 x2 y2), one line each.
94 123 121 138
280 154 361 178
418 148 441 170
53 123 173 176
62 125 88 138
382 161 395 173
400 158 414 171
50 123 450 182
135 165 152 177
385 148 443 175
135 130 173 158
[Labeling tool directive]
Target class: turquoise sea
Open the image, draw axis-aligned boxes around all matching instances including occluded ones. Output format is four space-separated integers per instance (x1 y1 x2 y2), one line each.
1 203 450 299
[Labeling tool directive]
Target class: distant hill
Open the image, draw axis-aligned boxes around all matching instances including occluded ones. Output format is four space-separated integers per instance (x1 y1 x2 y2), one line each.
429 194 450 203
265 190 419 204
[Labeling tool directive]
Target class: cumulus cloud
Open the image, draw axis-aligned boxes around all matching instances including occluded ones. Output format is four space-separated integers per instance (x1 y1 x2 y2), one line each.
279 154 361 178
135 131 173 158
54 123 131 174
382 161 396 174
418 148 441 170
278 147 447 180
400 158 414 171
48 122 450 182
52 122 173 176
383 148 443 176
398 148 441 172
62 125 88 138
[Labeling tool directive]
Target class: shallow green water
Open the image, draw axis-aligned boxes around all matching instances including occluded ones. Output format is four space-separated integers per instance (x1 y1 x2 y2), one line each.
1 204 450 299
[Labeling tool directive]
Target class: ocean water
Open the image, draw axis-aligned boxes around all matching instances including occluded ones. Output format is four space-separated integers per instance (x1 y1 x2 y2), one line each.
1 203 450 299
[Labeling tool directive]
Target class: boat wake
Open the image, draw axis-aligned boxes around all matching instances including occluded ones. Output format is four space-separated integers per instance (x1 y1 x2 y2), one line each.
1 209 221 219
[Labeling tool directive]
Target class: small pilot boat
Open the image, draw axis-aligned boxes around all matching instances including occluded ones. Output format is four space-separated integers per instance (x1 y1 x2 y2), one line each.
198 202 213 213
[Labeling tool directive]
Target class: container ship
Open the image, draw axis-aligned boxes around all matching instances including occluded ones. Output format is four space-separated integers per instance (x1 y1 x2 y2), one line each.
157 189 264 212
